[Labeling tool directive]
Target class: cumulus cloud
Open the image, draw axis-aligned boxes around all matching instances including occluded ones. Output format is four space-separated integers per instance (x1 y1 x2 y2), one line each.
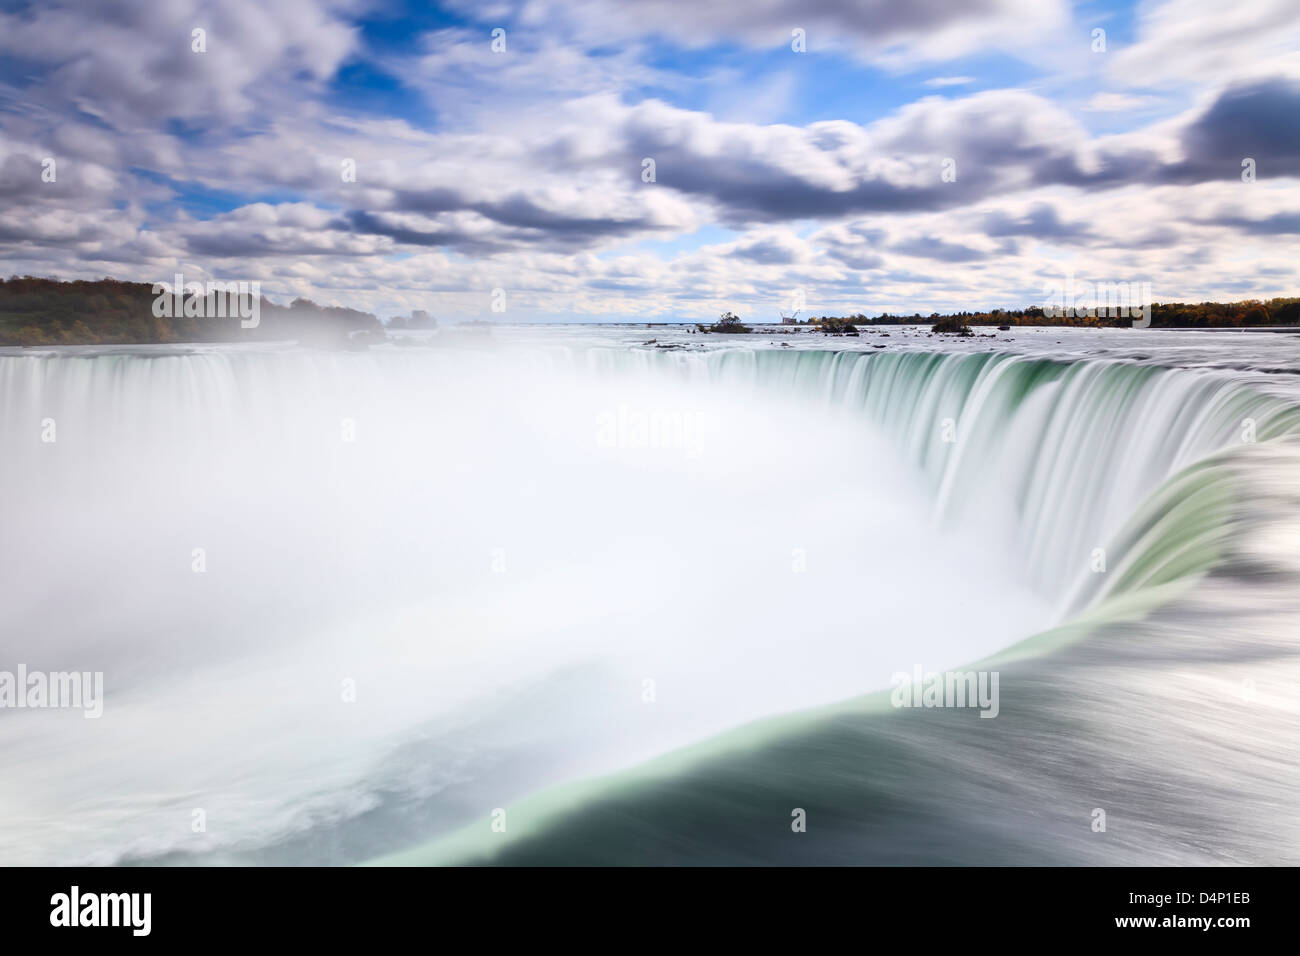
1107 0 1300 88
1084 92 1158 112
1178 77 1300 175
0 0 359 127
0 0 1297 319
474 0 1068 66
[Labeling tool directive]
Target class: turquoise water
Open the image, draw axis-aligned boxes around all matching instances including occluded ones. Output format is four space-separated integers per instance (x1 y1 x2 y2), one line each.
2 327 1298 865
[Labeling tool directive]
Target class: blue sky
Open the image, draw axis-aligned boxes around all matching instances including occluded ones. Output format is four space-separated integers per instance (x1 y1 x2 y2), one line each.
1 0 1299 321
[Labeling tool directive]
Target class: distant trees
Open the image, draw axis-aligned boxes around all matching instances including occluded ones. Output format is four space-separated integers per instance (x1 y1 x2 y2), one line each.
706 311 753 333
388 309 437 329
818 317 859 334
931 316 973 335
5 277 1300 346
839 299 1300 329
0 276 382 346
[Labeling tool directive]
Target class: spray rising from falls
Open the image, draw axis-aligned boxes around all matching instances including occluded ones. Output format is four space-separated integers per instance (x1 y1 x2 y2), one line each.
0 341 1297 865
562 345 1300 612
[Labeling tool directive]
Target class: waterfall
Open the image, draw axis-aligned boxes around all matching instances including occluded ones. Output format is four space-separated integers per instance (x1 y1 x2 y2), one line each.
550 345 1300 612
1 339 1297 865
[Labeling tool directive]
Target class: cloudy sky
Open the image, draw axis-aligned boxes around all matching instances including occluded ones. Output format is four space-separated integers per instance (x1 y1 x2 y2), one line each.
2 0 1299 322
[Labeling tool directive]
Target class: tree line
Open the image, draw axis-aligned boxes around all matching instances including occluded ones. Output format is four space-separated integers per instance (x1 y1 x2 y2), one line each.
0 276 383 347
816 299 1300 328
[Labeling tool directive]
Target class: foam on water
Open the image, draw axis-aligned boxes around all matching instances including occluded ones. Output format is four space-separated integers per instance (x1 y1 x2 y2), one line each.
0 328 1297 864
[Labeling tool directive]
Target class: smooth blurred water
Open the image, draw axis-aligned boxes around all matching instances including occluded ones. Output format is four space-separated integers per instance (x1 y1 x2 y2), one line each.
0 326 1297 865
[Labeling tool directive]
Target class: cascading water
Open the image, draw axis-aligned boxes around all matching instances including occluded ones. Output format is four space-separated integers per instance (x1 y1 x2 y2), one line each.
554 343 1300 617
1 328 1298 866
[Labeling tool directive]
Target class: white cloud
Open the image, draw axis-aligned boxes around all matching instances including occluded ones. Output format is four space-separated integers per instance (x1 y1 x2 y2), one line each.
0 0 1297 319
1083 92 1158 111
1108 0 1300 88
461 0 1068 66
0 0 360 126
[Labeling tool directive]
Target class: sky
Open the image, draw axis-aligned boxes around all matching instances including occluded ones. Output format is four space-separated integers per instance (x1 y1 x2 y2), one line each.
1 0 1299 322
